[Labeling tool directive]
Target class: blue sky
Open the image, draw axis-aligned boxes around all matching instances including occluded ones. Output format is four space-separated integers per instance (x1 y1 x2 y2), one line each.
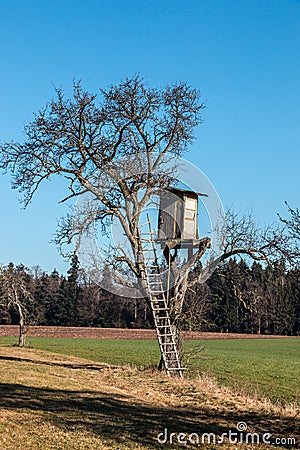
0 0 299 273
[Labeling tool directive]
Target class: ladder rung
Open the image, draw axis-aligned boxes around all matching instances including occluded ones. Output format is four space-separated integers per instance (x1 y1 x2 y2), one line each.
159 342 176 346
140 231 156 235
140 220 153 227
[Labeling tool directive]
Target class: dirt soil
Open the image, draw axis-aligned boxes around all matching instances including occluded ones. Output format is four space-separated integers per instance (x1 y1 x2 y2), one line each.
0 325 297 340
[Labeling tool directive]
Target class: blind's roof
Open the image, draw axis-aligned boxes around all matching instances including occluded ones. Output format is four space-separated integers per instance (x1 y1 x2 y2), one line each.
167 186 208 197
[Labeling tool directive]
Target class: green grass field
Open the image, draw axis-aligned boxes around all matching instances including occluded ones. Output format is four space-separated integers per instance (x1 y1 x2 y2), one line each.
0 336 299 404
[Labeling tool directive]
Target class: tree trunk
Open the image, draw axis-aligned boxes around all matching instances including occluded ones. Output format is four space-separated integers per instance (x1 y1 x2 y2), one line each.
16 303 26 347
257 317 261 335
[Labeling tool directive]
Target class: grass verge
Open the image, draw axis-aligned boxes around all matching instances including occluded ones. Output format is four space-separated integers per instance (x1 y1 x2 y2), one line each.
0 345 298 449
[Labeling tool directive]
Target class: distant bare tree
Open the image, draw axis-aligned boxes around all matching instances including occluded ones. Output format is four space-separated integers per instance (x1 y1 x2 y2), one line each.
0 264 33 346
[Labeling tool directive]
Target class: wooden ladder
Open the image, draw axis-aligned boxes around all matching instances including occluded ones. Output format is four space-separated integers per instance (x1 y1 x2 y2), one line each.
140 215 184 377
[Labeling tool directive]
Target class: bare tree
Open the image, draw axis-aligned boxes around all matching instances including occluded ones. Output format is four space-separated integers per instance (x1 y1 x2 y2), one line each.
0 264 33 347
0 75 291 370
220 209 294 263
163 208 291 346
279 203 300 259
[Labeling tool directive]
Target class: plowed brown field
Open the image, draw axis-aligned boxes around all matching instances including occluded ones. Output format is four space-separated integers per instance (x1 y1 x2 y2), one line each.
0 325 296 340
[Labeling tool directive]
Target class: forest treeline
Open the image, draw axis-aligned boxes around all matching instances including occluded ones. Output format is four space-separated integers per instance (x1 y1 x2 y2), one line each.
0 255 299 336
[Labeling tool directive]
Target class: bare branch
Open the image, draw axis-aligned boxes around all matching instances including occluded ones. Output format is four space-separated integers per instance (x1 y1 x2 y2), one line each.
114 256 139 276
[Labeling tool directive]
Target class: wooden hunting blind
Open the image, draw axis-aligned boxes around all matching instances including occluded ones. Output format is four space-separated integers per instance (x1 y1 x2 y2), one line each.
157 187 207 255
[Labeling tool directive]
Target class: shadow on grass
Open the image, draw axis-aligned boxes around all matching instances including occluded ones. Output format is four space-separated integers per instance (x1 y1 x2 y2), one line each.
0 382 297 449
0 355 110 371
